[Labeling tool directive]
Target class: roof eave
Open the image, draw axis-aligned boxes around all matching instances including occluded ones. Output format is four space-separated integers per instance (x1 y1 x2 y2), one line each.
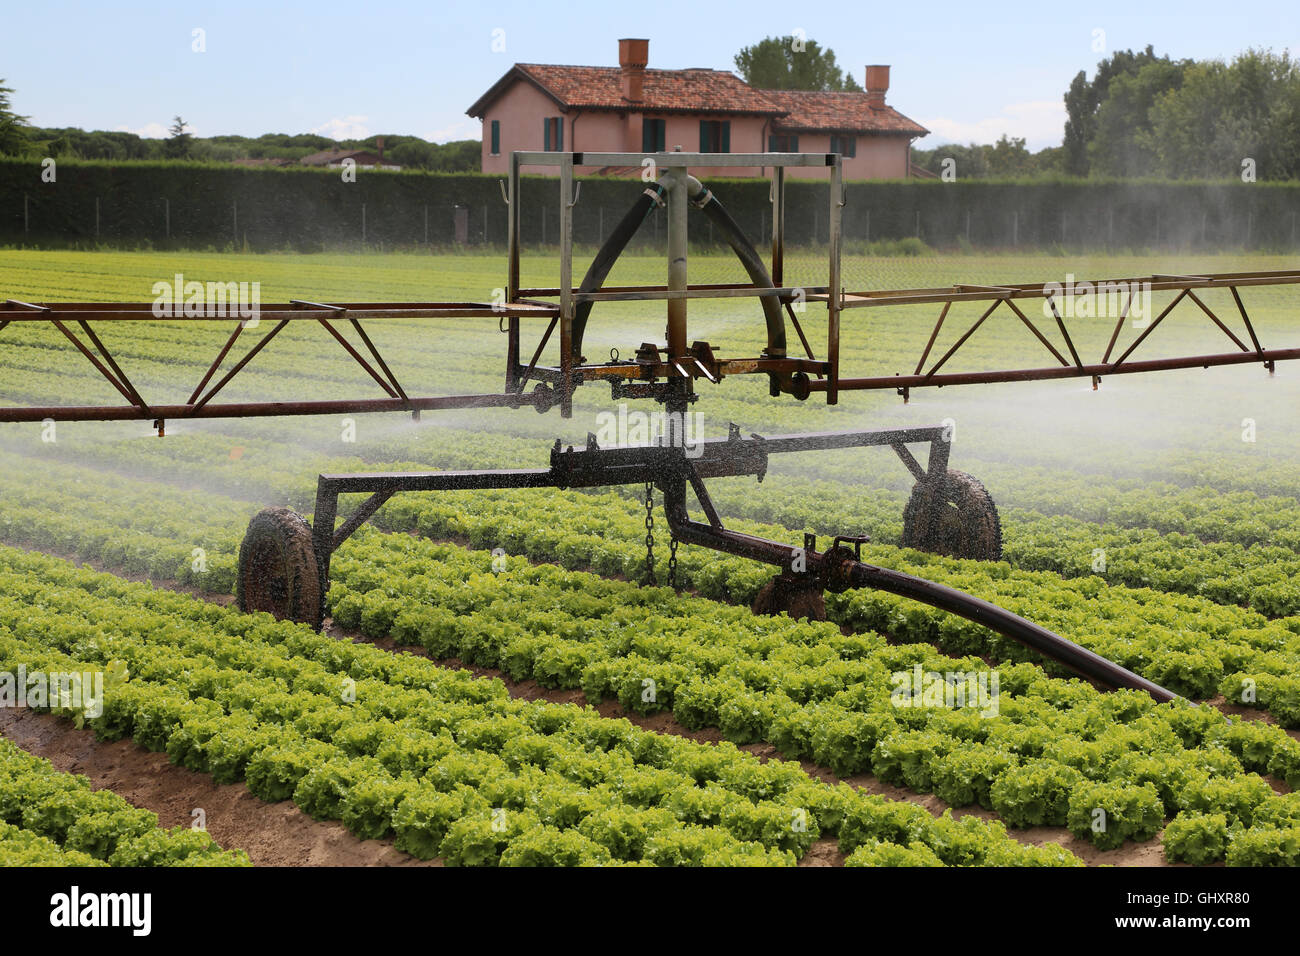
466 65 569 118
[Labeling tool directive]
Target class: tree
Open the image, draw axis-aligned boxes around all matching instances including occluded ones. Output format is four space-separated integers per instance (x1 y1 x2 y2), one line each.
0 79 31 156
164 115 193 159
734 36 863 91
986 134 1033 177
1062 45 1168 175
1145 49 1300 179
1088 58 1189 176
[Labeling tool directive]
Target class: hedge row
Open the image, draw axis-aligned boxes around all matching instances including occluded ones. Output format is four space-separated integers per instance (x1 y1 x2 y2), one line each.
4 158 1300 251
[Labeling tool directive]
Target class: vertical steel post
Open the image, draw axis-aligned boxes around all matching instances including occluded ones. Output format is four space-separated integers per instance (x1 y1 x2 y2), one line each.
559 155 575 417
666 164 688 359
507 153 521 301
827 156 843 405
771 167 785 288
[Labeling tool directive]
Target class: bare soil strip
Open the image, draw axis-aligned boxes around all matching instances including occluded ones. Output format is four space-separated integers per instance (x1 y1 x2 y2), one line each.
13 543 1291 867
0 707 437 867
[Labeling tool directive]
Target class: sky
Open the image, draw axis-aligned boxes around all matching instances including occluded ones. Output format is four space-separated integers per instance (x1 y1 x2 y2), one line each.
2 0 1297 151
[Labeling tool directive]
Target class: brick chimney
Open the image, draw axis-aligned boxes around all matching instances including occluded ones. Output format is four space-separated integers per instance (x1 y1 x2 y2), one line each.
865 65 890 107
375 136 385 161
619 38 649 103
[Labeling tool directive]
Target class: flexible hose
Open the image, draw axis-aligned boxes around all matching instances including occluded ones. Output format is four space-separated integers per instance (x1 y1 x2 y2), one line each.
570 176 788 361
570 186 662 361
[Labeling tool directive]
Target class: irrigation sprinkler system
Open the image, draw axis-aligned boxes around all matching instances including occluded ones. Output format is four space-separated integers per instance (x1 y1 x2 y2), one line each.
5 150 1299 704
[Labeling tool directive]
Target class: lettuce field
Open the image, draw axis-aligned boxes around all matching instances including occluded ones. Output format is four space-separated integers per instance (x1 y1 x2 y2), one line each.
1 247 1299 869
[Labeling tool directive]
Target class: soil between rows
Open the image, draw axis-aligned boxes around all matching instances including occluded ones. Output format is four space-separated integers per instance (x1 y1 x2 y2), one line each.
9 541 1287 867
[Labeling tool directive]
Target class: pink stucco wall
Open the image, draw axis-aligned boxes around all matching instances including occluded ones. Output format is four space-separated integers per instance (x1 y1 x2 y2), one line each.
783 132 912 180
478 78 913 181
479 79 775 178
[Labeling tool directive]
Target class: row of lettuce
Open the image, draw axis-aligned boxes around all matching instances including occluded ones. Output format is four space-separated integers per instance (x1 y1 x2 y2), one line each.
3 451 1298 727
18 420 1300 620
0 545 1082 866
0 737 249 866
323 530 1300 863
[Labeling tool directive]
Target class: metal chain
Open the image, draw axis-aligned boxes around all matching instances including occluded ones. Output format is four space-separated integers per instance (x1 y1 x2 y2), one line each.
644 481 656 587
668 534 678 591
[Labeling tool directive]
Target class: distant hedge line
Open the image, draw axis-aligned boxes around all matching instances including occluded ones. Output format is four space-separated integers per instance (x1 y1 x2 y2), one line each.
3 158 1300 251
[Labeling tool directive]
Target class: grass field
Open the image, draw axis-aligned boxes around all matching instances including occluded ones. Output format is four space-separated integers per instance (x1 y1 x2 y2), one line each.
1 246 1298 867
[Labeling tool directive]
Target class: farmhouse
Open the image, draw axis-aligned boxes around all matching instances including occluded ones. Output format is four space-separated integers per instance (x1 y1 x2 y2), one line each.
466 39 927 179
299 139 401 170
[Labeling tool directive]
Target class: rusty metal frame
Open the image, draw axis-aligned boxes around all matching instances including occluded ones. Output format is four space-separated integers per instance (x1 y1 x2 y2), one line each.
3 148 1298 426
810 270 1300 398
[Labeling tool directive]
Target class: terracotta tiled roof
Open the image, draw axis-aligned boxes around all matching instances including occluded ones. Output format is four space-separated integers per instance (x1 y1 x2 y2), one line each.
763 90 928 136
467 64 786 117
298 149 385 166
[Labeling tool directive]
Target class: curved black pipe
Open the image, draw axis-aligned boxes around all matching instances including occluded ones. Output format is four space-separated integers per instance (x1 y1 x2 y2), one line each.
845 561 1182 703
570 186 662 362
570 177 787 362
663 505 1183 705
684 179 786 358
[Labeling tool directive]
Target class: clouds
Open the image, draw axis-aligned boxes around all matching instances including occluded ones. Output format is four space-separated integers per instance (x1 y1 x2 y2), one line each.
311 115 372 140
918 100 1067 151
424 118 479 144
113 122 171 139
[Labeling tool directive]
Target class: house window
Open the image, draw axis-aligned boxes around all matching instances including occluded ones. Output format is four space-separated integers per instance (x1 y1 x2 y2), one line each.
829 134 857 158
768 134 799 152
699 120 730 153
543 117 563 151
490 120 500 155
642 118 666 153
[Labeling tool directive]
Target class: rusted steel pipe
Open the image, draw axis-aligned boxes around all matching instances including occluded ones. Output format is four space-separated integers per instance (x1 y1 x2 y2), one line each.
813 347 1300 392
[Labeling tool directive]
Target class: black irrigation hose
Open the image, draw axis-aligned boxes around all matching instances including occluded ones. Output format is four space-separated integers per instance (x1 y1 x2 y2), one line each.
685 181 787 358
570 177 787 361
847 560 1184 704
570 187 662 362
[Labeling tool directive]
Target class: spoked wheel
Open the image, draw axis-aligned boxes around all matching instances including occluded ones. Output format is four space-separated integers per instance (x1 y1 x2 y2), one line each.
236 507 322 627
901 469 1003 561
752 576 827 622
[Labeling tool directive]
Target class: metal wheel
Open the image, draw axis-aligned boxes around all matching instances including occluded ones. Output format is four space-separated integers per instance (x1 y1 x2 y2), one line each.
236 507 322 627
752 576 827 622
901 469 1003 561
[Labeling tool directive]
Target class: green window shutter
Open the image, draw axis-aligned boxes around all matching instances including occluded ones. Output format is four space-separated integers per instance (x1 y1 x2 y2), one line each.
791 134 798 152
543 118 551 151
557 119 563 151
490 120 500 155
699 120 709 152
721 121 730 153
657 121 665 151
